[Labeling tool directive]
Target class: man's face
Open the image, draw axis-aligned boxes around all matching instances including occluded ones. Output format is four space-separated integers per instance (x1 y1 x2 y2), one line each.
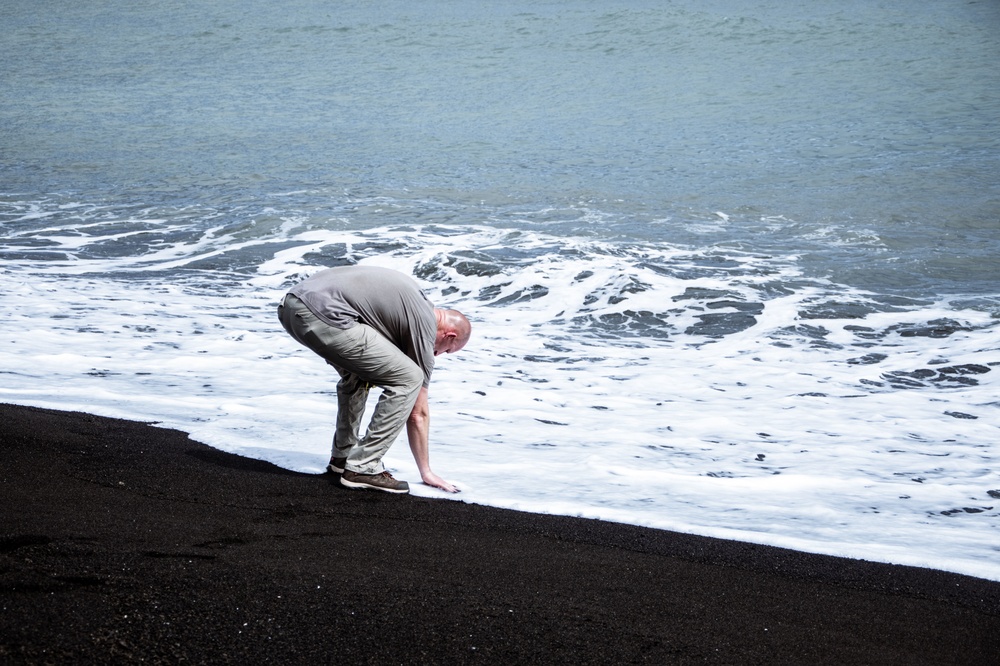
434 333 465 356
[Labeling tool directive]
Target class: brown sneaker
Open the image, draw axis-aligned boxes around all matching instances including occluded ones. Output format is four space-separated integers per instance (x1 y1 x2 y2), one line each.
327 457 347 474
340 470 410 494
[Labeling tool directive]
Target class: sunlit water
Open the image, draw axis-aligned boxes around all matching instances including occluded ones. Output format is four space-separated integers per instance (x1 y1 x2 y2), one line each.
2 0 999 580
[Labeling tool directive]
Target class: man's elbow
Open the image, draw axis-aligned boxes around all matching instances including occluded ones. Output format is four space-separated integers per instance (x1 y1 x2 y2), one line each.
408 406 429 427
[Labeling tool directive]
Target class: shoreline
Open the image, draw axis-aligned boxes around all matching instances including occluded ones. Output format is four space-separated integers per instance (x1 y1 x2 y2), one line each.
2 402 998 663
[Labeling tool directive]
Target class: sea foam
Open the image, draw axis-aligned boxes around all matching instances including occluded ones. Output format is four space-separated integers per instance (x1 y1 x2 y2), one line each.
2 214 998 581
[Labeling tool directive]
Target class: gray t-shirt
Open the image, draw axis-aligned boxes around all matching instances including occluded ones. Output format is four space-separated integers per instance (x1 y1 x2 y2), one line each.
289 266 437 387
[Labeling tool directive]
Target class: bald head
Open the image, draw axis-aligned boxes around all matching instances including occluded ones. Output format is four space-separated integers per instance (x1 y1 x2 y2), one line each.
433 308 471 356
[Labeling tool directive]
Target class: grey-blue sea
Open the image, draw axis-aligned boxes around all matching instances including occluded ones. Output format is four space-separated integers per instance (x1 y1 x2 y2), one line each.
2 0 999 297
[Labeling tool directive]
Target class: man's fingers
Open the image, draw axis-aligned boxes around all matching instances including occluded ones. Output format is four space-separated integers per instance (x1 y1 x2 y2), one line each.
423 474 460 493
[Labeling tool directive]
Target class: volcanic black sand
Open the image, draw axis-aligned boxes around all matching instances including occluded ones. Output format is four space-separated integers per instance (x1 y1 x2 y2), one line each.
1 403 998 664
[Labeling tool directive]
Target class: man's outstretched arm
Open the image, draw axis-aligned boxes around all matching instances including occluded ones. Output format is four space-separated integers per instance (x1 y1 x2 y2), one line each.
406 386 459 493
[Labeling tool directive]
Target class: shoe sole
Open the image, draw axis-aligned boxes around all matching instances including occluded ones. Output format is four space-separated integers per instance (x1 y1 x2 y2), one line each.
340 476 409 494
327 463 345 474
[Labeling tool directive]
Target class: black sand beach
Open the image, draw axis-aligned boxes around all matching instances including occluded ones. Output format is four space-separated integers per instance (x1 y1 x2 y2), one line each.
2 403 998 664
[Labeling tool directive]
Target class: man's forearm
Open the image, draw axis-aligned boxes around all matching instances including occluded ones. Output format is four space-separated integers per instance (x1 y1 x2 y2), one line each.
406 389 432 476
406 387 458 492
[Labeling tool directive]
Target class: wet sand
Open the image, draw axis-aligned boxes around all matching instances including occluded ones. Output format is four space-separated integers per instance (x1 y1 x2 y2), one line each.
1 403 997 664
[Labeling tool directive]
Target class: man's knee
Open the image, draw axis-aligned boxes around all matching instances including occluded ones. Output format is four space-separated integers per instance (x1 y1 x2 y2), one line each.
398 363 424 393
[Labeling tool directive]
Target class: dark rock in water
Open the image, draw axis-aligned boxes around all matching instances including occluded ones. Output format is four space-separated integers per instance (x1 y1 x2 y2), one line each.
301 243 351 267
881 364 988 390
847 353 888 365
937 364 990 376
440 250 509 277
798 301 879 320
706 300 764 314
880 371 931 389
575 310 674 340
672 287 737 302
941 507 993 515
477 283 508 300
788 324 831 340
686 312 758 337
889 318 975 338
844 325 885 340
489 284 549 306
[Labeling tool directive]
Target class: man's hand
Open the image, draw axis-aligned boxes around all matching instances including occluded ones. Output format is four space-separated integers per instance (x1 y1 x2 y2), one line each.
421 470 460 493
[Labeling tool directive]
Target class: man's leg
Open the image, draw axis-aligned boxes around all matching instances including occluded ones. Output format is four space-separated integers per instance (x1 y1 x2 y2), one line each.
326 323 423 475
281 295 367 469
332 371 368 464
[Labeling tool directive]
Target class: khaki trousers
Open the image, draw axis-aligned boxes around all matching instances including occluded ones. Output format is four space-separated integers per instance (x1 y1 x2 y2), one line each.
278 294 423 475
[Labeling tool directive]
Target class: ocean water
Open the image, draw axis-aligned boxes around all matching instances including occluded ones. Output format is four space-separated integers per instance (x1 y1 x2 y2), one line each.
2 0 999 580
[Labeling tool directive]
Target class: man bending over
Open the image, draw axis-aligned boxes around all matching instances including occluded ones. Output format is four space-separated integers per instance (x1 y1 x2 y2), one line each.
278 265 471 494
